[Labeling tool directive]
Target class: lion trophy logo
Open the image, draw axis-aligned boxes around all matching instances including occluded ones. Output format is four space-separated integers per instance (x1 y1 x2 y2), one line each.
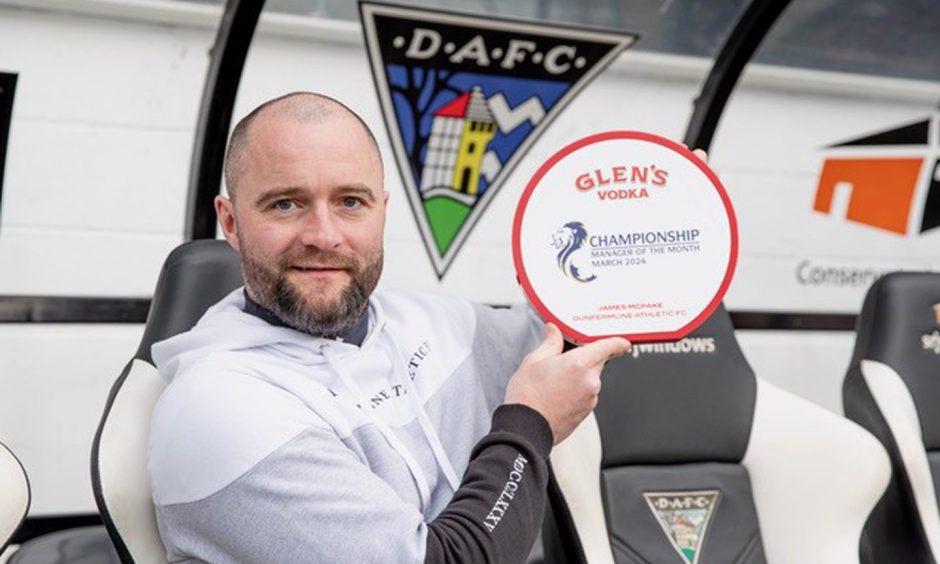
552 221 597 283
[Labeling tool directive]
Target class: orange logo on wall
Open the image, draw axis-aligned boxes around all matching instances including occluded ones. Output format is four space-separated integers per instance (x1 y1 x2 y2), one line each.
814 109 940 235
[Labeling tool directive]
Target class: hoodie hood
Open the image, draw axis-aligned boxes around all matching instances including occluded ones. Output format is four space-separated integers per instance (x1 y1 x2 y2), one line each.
151 288 385 383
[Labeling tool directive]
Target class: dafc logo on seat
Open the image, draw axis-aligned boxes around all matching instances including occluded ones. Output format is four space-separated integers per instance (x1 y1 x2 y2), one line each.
813 104 940 236
644 490 720 564
360 3 637 277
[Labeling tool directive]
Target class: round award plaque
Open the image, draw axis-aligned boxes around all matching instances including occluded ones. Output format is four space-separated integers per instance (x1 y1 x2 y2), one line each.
512 131 738 344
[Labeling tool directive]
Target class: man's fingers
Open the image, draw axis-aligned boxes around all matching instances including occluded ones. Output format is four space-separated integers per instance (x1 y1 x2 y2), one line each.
566 336 631 367
527 322 564 362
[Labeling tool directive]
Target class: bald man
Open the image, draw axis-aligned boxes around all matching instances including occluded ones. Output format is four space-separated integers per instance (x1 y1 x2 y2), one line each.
149 92 629 563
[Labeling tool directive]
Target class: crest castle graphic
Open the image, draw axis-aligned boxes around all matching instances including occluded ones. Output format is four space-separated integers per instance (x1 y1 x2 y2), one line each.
360 3 636 277
644 490 720 564
814 105 940 236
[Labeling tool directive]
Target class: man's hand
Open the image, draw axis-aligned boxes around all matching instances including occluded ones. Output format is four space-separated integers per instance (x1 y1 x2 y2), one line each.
504 323 631 444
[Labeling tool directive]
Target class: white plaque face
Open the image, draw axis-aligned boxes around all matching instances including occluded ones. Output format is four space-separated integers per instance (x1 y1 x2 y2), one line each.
512 131 738 343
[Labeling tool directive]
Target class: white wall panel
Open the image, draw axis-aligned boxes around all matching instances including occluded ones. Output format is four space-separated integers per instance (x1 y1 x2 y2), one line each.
0 6 212 127
0 324 144 515
0 228 177 295
2 122 190 232
0 5 208 296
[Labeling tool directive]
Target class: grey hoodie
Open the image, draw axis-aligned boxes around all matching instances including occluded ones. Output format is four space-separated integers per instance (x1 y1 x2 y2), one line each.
149 287 552 563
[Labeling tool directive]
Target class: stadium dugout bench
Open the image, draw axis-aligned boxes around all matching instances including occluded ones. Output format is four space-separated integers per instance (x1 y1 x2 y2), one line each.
845 271 940 563
544 304 892 564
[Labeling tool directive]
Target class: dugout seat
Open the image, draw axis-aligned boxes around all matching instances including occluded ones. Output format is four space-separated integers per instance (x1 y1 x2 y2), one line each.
0 441 29 554
543 304 891 564
91 239 242 563
843 272 940 563
90 239 547 564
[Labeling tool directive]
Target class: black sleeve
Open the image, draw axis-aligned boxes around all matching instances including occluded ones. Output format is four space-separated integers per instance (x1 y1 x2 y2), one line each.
425 404 554 564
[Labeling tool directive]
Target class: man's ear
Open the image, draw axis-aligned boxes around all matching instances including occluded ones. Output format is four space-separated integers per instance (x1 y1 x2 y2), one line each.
215 195 240 252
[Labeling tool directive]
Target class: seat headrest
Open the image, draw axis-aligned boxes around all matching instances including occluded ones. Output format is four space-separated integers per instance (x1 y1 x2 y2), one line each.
136 240 242 364
595 303 756 466
851 271 940 448
852 271 940 365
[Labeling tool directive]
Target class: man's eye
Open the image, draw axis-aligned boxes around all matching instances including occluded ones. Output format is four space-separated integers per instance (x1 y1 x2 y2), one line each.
273 199 294 211
341 197 362 209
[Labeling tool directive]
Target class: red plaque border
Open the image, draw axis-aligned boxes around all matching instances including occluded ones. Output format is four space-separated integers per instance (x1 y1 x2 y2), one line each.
511 130 739 343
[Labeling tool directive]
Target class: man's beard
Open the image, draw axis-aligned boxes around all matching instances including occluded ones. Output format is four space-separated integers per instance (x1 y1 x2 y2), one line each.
240 245 382 338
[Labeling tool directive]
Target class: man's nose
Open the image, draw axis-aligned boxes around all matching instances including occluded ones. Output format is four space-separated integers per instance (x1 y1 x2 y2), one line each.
299 208 343 249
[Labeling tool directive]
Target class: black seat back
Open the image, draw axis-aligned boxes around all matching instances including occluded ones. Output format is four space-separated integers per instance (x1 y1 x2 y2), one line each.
136 240 243 363
844 271 940 563
91 240 242 563
545 305 763 564
547 304 889 564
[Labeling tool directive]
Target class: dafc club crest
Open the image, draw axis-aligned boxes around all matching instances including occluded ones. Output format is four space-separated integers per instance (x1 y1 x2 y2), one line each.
643 490 720 564
360 3 637 277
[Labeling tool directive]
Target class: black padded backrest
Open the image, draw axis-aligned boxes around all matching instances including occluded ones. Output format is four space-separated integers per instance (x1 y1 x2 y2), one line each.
849 271 940 449
551 303 888 564
597 305 762 562
135 240 242 364
844 272 940 564
546 305 765 564
595 303 757 466
92 239 242 564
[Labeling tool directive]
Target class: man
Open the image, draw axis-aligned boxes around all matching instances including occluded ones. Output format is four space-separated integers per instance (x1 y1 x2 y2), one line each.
149 92 630 563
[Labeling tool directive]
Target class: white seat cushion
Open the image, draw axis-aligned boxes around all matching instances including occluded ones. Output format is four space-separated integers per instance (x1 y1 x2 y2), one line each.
96 360 167 563
0 442 28 551
859 358 940 561
743 378 890 564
